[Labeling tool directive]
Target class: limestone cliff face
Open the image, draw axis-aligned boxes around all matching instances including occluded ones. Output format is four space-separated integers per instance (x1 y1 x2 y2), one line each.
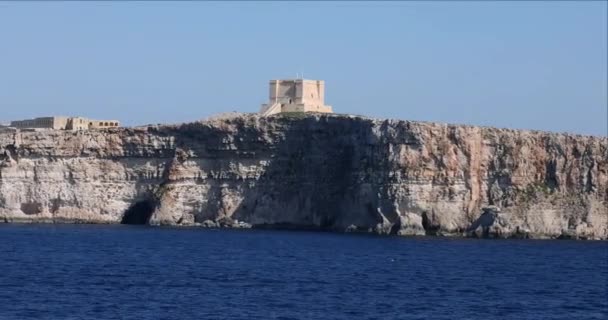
1 114 606 239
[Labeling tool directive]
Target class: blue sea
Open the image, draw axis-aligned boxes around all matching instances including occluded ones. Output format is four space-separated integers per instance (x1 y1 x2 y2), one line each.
0 224 606 320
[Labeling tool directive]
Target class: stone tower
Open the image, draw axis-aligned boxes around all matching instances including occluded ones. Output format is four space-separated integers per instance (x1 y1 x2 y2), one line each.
260 79 333 116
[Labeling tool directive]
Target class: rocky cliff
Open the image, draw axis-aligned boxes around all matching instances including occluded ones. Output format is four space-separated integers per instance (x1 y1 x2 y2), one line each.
0 114 606 239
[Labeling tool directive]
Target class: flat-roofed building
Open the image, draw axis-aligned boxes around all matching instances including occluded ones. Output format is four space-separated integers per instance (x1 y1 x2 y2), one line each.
9 116 120 130
10 117 69 130
88 119 120 129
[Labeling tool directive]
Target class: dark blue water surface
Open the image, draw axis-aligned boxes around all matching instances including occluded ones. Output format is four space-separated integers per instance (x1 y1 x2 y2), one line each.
0 224 606 320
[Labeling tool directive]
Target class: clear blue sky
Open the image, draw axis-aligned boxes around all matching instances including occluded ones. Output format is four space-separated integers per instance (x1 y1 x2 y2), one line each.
1 2 606 135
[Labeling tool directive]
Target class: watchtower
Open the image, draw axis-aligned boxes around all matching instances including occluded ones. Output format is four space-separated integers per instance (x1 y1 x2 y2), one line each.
260 79 333 116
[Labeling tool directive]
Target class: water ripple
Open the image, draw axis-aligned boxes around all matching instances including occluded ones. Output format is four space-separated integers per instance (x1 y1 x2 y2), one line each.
0 224 606 320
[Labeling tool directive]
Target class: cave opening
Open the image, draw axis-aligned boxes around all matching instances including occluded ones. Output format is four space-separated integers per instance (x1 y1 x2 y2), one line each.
421 211 440 236
120 200 156 225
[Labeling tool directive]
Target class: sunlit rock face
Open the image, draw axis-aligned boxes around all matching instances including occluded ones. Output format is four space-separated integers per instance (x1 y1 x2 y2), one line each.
1 114 606 239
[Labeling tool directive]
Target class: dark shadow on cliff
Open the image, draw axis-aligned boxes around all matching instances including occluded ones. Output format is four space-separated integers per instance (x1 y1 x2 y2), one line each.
421 211 441 236
121 200 156 225
193 113 400 233
156 113 438 234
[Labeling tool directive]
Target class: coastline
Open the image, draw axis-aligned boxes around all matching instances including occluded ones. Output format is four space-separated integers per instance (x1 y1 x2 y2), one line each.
1 113 606 240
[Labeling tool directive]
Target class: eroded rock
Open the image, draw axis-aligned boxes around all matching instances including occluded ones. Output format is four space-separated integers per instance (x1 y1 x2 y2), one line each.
0 113 605 239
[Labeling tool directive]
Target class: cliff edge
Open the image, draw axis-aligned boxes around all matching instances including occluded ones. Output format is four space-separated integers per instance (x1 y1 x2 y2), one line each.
1 114 606 239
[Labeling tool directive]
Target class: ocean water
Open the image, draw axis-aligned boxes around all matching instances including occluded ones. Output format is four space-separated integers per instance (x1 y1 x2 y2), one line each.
0 224 606 320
